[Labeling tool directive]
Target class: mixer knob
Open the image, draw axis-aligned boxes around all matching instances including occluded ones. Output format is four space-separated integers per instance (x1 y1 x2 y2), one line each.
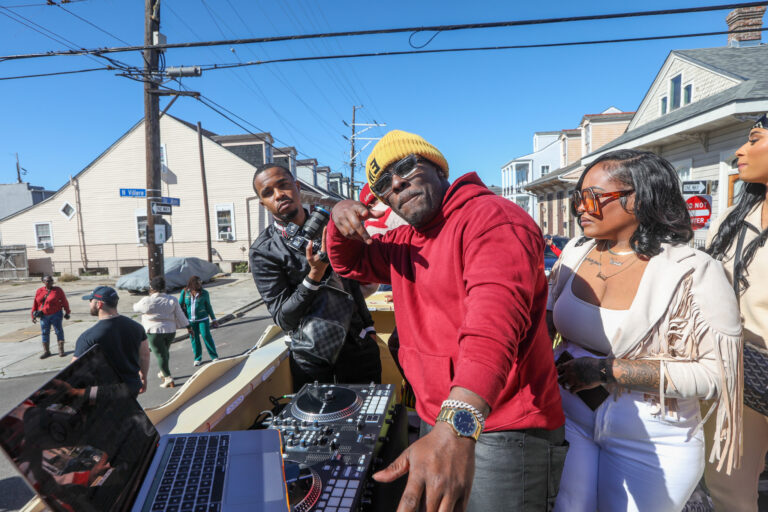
273 418 282 426
313 420 320 427
301 439 308 447
302 420 310 427
312 438 319 446
319 437 328 445
330 440 339 450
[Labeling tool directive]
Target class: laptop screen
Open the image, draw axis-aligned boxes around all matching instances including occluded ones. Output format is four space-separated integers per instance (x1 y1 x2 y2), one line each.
0 344 159 512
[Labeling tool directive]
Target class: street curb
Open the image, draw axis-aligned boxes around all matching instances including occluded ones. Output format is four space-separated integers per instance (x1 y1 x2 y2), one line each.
0 298 265 380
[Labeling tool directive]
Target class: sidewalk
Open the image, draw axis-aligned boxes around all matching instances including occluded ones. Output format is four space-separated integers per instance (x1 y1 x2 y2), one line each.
0 274 262 379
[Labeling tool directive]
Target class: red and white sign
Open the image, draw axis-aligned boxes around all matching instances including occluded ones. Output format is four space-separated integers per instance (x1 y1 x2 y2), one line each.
685 194 712 231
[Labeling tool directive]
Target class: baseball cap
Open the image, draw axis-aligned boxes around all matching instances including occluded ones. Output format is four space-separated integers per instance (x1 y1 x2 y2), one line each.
82 286 119 306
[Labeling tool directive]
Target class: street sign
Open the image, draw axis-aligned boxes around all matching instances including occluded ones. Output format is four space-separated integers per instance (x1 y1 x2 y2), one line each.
155 225 167 244
685 194 712 231
151 202 172 215
119 188 146 198
682 180 708 195
161 197 180 206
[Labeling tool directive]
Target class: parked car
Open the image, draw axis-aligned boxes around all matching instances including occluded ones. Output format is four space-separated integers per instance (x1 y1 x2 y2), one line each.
544 236 569 277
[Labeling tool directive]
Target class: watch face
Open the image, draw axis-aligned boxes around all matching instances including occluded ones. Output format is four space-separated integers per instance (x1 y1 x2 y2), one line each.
452 410 477 437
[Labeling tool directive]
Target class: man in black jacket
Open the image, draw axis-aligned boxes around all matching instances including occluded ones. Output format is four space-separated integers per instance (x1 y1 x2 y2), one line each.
250 164 381 391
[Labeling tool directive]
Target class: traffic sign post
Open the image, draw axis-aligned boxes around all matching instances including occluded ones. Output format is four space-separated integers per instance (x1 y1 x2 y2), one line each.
151 202 172 215
685 194 712 231
682 180 709 195
119 188 147 198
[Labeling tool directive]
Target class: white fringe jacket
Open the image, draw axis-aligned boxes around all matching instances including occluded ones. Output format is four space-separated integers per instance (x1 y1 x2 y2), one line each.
547 239 743 474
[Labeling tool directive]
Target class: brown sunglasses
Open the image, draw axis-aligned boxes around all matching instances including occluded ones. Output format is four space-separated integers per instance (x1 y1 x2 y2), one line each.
570 187 634 217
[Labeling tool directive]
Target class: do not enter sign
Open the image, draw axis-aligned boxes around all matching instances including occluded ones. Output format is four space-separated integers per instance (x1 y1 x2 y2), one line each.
685 194 712 231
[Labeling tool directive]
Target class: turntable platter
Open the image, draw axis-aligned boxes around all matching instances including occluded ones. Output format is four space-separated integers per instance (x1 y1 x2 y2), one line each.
284 460 321 512
290 384 362 423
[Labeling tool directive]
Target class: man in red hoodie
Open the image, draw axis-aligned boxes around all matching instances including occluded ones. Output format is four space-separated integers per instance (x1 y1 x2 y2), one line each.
328 130 566 512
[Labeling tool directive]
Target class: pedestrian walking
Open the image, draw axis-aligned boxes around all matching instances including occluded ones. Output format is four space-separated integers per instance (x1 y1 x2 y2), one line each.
133 276 190 388
73 286 150 398
179 276 219 367
30 274 71 359
704 114 768 512
548 150 742 512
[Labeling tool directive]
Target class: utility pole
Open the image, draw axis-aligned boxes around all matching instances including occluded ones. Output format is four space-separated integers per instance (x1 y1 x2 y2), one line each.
345 109 386 200
349 105 360 199
197 122 212 262
144 0 163 280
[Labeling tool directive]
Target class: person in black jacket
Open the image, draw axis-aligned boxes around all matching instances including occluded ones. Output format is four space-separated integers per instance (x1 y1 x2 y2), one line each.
250 164 381 391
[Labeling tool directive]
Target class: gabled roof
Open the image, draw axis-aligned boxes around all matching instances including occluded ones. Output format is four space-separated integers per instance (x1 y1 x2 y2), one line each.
590 46 768 157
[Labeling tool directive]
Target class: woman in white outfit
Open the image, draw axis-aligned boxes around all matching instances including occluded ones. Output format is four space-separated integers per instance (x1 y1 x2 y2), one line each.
133 276 190 388
549 149 742 512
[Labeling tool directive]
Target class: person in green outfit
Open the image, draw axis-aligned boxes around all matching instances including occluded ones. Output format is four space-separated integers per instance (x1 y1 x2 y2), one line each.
179 275 219 366
133 276 190 388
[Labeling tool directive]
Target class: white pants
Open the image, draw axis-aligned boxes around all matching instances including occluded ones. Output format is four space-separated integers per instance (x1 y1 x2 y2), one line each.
554 353 704 511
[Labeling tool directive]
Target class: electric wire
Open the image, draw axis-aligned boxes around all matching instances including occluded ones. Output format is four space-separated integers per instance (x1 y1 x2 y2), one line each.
193 26 768 72
55 2 131 46
0 0 87 7
2 1 765 61
0 66 112 80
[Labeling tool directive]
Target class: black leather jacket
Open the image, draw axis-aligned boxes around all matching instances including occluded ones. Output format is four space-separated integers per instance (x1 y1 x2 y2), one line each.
249 220 374 339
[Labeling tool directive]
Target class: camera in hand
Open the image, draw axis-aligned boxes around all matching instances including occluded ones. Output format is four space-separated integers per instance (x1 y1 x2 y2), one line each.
285 208 330 262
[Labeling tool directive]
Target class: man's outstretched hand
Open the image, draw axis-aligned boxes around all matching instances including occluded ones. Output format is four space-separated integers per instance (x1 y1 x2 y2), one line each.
331 200 385 245
372 421 475 512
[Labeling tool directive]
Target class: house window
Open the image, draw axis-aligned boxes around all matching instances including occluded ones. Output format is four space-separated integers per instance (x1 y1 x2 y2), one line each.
34 222 53 249
684 84 692 105
673 159 692 185
515 163 529 185
541 165 550 176
136 215 147 244
216 204 236 241
670 74 682 110
661 97 668 115
60 202 75 220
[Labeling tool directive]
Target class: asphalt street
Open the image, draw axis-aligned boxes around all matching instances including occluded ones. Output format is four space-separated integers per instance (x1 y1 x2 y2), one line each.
0 305 275 512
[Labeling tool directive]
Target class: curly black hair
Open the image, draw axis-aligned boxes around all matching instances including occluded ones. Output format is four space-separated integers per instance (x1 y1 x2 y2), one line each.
706 181 767 294
573 149 693 258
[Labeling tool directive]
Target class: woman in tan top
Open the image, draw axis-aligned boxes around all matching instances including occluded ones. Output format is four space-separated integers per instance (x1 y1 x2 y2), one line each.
549 149 742 512
705 115 768 512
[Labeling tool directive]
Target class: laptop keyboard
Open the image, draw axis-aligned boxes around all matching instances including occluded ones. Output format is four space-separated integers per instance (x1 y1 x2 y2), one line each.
150 434 229 512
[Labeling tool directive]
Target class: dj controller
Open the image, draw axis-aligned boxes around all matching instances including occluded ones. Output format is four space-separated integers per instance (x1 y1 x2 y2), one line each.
269 382 402 512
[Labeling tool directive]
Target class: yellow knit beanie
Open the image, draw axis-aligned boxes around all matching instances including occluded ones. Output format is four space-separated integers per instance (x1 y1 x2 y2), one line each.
366 130 449 193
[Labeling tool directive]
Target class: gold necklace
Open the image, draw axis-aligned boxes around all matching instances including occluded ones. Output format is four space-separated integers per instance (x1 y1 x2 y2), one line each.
608 246 635 256
597 248 639 280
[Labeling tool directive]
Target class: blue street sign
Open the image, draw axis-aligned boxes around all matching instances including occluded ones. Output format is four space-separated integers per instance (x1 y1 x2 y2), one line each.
161 197 180 206
119 188 146 198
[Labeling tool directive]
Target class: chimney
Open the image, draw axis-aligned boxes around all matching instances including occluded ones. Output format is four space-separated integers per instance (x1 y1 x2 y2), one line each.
726 6 766 47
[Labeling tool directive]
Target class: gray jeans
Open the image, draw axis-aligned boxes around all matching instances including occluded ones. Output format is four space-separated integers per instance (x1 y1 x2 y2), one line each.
421 422 568 512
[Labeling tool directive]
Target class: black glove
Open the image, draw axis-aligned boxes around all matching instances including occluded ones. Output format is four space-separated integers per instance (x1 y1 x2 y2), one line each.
64 313 70 320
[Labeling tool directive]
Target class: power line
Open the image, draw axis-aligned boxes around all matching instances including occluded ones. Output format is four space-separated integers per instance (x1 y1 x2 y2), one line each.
194 26 768 72
0 0 87 7
2 1 765 61
0 66 112 80
55 3 131 46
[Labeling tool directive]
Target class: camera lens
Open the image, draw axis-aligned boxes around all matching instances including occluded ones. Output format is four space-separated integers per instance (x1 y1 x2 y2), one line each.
302 208 330 240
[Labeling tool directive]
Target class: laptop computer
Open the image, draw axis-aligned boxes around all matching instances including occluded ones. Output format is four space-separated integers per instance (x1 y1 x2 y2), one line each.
0 344 289 512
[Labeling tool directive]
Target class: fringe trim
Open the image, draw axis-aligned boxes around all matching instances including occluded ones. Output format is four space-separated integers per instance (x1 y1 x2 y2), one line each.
621 274 743 474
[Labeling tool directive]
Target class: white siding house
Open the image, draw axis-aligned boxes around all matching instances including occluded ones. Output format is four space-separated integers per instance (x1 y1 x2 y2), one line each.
0 115 335 276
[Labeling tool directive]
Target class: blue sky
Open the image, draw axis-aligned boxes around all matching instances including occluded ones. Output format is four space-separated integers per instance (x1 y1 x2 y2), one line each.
0 1 753 191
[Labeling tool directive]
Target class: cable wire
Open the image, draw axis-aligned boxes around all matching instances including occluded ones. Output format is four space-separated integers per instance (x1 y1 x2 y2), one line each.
194 26 768 72
2 1 765 61
0 66 112 80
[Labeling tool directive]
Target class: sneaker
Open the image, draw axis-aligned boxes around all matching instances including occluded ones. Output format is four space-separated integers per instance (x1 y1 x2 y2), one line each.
193 360 202 367
157 371 165 379
160 377 176 388
211 358 219 362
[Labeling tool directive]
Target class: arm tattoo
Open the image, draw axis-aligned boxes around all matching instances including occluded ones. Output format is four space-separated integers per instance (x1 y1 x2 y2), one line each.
609 359 661 393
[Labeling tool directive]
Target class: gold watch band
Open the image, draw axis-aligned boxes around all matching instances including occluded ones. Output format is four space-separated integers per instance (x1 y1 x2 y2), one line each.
436 406 482 441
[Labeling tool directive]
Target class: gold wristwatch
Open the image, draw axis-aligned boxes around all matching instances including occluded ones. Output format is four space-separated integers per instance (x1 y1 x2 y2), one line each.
436 406 483 441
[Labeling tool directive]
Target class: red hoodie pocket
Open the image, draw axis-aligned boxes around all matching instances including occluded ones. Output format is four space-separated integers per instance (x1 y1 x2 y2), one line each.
399 349 454 403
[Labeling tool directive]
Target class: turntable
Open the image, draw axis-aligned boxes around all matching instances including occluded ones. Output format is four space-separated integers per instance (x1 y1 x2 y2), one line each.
290 383 363 423
284 461 321 512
